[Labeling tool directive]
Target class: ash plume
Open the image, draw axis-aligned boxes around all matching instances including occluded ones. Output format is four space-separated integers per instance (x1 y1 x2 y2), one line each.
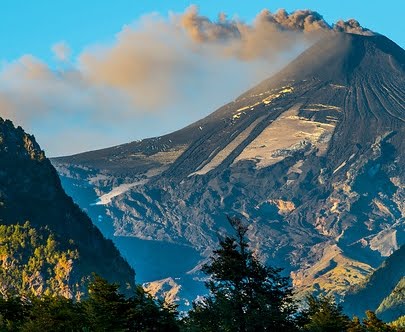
333 19 374 35
0 6 374 155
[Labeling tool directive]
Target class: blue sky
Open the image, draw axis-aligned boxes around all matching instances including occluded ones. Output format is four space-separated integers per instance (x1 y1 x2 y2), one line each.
2 0 403 63
1 1 404 156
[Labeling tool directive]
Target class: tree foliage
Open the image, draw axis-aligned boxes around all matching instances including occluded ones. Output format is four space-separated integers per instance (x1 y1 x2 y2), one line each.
0 274 179 331
362 310 394 332
183 216 297 332
298 295 401 332
0 218 402 331
299 295 351 331
84 275 179 331
390 315 405 331
0 222 78 299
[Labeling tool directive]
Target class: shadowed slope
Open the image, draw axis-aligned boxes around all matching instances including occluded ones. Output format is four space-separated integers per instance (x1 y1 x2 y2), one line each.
0 118 135 296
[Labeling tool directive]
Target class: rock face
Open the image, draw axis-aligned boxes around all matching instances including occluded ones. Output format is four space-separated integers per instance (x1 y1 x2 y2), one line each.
53 33 405 305
0 118 135 297
143 277 182 305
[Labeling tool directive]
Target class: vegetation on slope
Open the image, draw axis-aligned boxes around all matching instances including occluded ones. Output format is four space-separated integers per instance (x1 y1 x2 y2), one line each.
344 245 405 321
0 222 78 299
0 275 179 331
0 117 135 295
377 278 405 321
0 216 401 331
391 316 405 330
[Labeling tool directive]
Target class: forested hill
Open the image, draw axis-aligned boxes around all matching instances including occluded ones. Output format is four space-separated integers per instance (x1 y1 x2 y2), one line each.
0 118 135 298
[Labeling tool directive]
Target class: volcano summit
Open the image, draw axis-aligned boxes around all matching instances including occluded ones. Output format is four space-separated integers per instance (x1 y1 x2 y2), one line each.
54 32 405 306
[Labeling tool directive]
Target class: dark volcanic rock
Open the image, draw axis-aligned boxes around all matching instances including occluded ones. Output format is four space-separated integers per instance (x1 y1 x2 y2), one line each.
53 33 405 308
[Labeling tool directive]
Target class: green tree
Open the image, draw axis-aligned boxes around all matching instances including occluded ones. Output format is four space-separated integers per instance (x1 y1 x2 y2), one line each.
184 216 297 332
300 294 351 332
84 274 129 331
362 310 393 332
0 296 29 331
126 285 179 331
84 274 180 332
20 295 86 332
347 316 366 332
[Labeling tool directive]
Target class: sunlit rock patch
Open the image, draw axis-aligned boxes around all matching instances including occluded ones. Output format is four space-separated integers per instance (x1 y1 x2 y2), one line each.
291 243 374 296
143 277 181 305
234 103 338 168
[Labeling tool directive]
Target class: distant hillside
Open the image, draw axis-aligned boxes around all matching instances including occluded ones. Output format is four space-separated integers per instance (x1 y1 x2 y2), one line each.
344 245 405 321
0 118 135 298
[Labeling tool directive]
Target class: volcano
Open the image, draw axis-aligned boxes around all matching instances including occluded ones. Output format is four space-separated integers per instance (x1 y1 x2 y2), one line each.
54 32 405 308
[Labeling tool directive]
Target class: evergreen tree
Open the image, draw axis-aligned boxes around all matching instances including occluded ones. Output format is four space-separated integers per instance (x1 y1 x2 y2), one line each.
84 274 130 331
362 310 393 332
0 274 180 331
0 296 29 331
126 285 179 332
20 295 86 332
347 316 366 332
184 216 297 332
84 274 180 332
300 294 351 332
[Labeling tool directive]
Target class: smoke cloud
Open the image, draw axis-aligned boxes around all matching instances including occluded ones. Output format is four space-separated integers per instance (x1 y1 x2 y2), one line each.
51 42 72 62
333 19 374 36
0 7 373 156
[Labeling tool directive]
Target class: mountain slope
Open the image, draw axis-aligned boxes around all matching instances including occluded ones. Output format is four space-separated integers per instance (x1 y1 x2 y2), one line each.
0 118 135 297
53 32 405 307
344 245 405 321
